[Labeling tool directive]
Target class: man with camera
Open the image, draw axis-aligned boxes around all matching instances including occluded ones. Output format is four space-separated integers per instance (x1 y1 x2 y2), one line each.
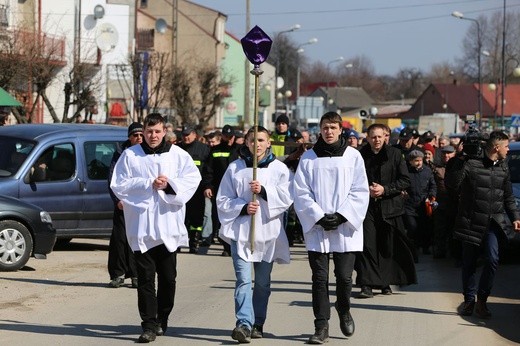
446 130 520 318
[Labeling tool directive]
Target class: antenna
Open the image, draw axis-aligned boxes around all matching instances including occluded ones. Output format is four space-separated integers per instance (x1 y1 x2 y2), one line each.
96 22 119 52
155 18 167 34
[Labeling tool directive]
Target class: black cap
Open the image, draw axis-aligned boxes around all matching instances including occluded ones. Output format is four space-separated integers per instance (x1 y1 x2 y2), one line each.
275 114 289 125
422 130 434 140
290 129 303 140
182 125 195 136
411 128 420 138
222 124 235 136
235 130 244 138
128 122 143 137
399 128 413 140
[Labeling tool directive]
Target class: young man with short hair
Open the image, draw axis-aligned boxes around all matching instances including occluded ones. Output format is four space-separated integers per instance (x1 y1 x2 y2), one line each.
293 112 369 344
217 126 293 343
110 113 201 343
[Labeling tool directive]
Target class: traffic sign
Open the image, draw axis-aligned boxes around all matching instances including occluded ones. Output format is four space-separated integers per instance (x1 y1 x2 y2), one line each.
511 114 520 127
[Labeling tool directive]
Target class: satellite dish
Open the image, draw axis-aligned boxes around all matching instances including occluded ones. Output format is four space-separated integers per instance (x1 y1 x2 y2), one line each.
155 18 167 34
96 22 119 52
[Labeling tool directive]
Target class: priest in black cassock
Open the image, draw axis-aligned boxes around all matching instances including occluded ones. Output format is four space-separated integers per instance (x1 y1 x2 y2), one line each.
355 123 417 298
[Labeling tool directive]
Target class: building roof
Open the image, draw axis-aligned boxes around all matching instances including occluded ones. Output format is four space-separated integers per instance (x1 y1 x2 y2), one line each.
481 83 520 117
319 86 374 110
402 83 495 119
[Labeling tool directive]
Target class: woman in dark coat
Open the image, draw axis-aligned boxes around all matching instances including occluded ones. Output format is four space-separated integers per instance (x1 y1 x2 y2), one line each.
355 124 417 298
403 150 437 255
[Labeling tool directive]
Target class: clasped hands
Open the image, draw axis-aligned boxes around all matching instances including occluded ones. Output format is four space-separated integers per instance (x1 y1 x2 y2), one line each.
153 175 168 190
316 213 347 231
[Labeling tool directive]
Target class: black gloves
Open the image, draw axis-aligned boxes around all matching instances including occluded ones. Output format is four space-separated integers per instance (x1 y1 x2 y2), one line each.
317 213 347 231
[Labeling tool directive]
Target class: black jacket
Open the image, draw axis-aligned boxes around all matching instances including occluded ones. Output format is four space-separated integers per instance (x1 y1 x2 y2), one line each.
447 154 520 245
202 141 240 192
360 143 411 219
405 164 437 216
179 140 210 173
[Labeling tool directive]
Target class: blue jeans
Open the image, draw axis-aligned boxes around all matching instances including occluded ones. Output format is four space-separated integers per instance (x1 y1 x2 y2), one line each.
461 225 500 303
231 240 274 329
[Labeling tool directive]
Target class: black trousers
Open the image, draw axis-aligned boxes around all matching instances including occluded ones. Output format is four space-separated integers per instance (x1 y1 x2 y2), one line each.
134 244 177 331
107 208 136 279
308 251 356 329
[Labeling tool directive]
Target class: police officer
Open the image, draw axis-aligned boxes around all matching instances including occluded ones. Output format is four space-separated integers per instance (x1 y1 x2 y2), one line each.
179 125 210 254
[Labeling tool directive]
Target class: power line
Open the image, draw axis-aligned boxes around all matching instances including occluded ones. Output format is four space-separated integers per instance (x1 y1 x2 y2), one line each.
302 5 520 33
222 0 493 17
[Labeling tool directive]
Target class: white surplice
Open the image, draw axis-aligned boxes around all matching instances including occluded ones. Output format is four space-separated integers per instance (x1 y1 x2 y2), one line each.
217 158 293 264
293 146 369 253
110 144 201 253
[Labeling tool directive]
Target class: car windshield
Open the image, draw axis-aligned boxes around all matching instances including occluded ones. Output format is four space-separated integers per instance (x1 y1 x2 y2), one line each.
0 136 36 177
507 150 520 183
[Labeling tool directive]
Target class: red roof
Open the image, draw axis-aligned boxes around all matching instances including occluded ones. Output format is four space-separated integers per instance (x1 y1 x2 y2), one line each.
481 83 520 116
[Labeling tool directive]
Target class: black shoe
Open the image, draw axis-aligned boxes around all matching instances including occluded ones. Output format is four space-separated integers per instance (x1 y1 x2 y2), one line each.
138 330 156 343
308 327 329 344
459 301 475 316
200 239 211 247
155 319 167 336
358 286 373 298
189 248 198 254
251 324 263 339
108 277 124 288
221 251 231 257
381 286 393 295
231 325 251 343
335 303 355 337
131 277 138 288
475 300 492 319
154 325 164 337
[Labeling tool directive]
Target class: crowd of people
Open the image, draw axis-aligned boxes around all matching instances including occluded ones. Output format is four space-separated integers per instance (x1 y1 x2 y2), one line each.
107 112 520 344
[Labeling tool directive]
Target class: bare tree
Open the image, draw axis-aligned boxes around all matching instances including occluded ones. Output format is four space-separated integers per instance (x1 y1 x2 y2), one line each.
267 33 299 96
117 51 170 123
168 63 232 128
62 63 100 123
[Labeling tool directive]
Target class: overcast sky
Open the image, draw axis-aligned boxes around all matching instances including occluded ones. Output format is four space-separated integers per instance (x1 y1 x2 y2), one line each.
190 0 517 75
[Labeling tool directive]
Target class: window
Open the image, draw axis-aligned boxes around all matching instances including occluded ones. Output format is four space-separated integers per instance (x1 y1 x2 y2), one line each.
84 141 119 180
31 144 76 182
0 137 35 177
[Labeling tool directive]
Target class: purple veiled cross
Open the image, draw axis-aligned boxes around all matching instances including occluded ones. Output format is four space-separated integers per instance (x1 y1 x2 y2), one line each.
241 25 272 66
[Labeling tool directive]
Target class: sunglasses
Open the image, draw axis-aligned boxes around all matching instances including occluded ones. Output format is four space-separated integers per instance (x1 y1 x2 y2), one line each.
131 133 143 138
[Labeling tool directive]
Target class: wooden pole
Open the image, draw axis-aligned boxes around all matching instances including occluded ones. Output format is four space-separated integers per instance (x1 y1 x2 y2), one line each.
250 65 263 253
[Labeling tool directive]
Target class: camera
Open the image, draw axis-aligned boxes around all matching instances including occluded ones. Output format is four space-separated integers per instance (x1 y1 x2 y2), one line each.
461 115 487 158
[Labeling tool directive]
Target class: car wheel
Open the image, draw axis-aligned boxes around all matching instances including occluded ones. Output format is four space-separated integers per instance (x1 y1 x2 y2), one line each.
0 220 33 271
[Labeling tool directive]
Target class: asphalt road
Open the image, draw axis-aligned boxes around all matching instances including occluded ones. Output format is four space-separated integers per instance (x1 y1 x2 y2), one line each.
1 239 519 345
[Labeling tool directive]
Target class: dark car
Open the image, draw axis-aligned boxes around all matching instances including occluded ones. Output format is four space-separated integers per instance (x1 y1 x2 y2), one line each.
0 123 127 242
506 141 520 244
0 195 56 271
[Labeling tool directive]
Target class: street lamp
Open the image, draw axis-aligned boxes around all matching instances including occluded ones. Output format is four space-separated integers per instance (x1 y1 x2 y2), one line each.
295 38 318 126
296 38 318 100
325 56 344 110
273 24 300 116
452 11 483 127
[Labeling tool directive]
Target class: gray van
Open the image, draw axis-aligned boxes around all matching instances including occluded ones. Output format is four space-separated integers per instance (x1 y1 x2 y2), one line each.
0 124 127 241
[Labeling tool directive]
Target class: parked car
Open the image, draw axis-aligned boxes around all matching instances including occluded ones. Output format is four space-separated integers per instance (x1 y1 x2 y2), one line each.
0 124 127 242
0 194 56 271
506 141 520 244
